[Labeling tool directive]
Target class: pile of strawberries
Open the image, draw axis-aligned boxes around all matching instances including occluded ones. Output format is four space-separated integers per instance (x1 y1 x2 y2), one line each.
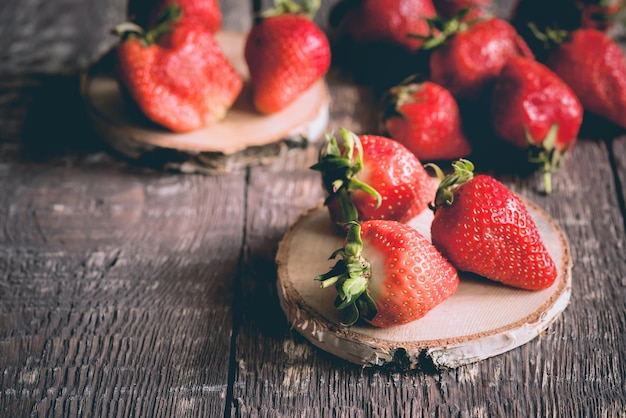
331 0 626 194
312 129 558 328
309 0 626 328
112 0 331 132
110 0 626 328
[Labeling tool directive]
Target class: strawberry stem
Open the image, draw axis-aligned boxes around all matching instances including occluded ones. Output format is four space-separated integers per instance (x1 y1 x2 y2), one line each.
527 22 569 49
310 128 382 225
260 0 320 19
413 8 488 50
113 3 182 46
526 124 564 194
314 222 378 326
426 159 475 210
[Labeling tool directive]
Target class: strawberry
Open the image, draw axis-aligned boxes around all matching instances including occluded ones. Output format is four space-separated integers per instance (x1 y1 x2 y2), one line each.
428 160 558 291
244 0 331 114
149 0 222 33
310 128 436 225
490 56 583 194
433 0 492 19
315 220 459 327
383 79 473 161
329 0 438 53
544 29 626 131
113 5 242 132
423 16 534 101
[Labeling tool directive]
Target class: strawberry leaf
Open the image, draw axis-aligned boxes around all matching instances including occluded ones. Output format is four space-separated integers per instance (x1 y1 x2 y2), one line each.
113 3 182 46
311 128 382 224
314 222 377 327
427 159 475 209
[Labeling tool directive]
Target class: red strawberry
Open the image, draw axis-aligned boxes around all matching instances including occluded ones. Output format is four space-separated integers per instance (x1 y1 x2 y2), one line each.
544 29 626 130
315 220 459 327
428 160 558 291
244 0 331 114
149 0 222 33
433 0 492 19
113 5 242 132
424 16 534 100
329 0 438 52
383 79 473 161
491 56 583 193
310 128 436 225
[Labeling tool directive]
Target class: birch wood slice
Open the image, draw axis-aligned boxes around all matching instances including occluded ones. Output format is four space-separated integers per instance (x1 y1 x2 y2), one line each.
81 31 330 174
276 198 573 371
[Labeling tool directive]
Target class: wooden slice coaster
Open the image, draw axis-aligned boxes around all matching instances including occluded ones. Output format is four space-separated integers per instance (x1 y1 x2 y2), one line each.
276 199 572 371
81 31 330 174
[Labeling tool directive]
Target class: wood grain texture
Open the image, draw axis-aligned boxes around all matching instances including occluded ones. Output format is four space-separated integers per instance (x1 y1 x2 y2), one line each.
0 163 245 417
0 0 625 417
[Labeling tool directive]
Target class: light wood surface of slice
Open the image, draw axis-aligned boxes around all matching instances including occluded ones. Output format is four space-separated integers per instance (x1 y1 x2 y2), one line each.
276 198 573 370
81 31 330 173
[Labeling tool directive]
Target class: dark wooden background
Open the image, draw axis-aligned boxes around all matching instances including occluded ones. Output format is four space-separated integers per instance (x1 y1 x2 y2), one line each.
0 0 625 416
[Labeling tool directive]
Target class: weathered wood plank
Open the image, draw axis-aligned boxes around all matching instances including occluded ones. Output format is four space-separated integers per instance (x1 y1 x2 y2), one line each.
612 136 626 237
230 67 626 418
0 159 245 417
0 0 127 75
1 0 625 417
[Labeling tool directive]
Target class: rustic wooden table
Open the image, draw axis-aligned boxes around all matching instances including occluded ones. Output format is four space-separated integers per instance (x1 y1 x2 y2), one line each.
1 0 625 416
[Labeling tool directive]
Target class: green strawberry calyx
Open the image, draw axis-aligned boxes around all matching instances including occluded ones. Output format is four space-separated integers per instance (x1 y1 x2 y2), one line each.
314 221 378 327
260 0 321 19
310 128 382 225
113 4 182 46
412 8 489 50
426 159 475 210
382 75 426 120
526 22 570 50
526 124 566 195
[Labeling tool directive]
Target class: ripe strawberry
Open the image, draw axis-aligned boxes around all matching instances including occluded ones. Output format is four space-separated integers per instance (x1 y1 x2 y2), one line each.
383 79 473 161
428 160 558 291
148 0 222 33
310 128 436 225
113 5 242 132
433 0 492 19
329 0 437 53
544 29 626 130
315 220 459 327
424 16 534 101
244 0 331 114
491 56 583 193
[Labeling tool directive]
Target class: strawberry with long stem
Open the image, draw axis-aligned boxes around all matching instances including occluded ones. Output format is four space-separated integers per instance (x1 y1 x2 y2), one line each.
315 220 459 327
311 128 435 225
490 56 583 194
541 28 626 131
